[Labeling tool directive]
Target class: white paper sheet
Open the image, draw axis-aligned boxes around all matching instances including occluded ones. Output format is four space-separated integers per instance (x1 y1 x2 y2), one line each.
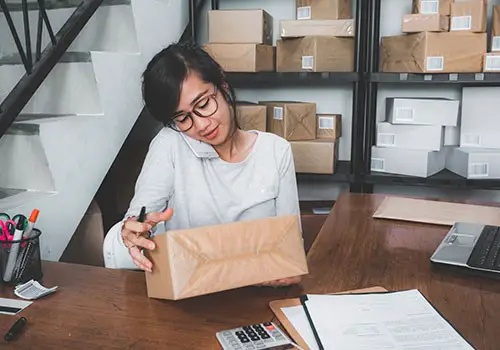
282 290 473 350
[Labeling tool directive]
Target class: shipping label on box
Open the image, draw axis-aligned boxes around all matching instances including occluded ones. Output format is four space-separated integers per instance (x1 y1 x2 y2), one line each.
204 44 274 72
145 215 309 300
290 140 338 174
483 53 500 72
316 114 341 140
412 0 453 15
371 146 446 178
450 1 486 33
208 10 273 45
296 0 351 20
280 19 354 38
380 32 487 73
386 98 459 126
376 122 443 151
277 36 354 72
236 102 267 132
447 147 500 179
402 14 449 33
260 101 316 141
492 6 500 51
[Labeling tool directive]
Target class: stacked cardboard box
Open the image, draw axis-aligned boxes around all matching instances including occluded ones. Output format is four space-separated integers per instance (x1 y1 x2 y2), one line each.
371 97 460 177
446 87 500 179
203 9 275 72
258 101 342 174
483 5 500 72
381 0 487 73
276 0 355 72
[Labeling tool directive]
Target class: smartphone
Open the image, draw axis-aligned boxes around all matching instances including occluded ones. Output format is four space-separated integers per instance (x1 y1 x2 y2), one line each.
180 132 219 159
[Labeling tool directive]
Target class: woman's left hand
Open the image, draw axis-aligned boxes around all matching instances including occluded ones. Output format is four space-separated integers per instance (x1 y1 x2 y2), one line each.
255 276 302 288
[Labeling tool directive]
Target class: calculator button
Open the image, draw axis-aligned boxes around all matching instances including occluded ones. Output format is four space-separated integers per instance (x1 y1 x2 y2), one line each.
250 336 260 341
243 326 252 331
263 338 274 344
265 325 275 331
244 345 255 350
263 322 272 326
236 331 245 336
260 333 270 339
240 337 250 343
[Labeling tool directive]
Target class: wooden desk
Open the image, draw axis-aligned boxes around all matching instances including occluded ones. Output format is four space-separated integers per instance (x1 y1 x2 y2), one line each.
1 193 499 349
299 193 500 350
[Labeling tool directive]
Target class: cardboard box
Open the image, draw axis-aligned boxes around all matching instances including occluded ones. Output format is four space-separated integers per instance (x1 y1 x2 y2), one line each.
204 44 274 72
260 101 316 141
296 0 351 20
145 215 309 300
290 140 338 174
460 87 500 149
450 1 486 33
380 32 487 73
316 114 341 140
277 36 354 72
208 9 272 45
412 0 453 15
402 14 449 33
386 98 459 126
371 146 446 177
492 6 500 51
235 102 267 132
483 52 500 73
447 147 500 179
376 122 443 151
280 19 354 38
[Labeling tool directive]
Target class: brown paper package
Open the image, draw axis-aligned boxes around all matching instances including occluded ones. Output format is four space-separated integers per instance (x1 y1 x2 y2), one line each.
260 101 316 141
290 140 338 174
316 114 342 140
277 36 354 72
380 32 487 73
492 6 500 51
296 0 351 20
412 0 452 16
280 19 355 38
145 215 309 300
402 14 449 33
208 9 273 45
450 1 487 33
204 43 274 72
236 102 267 132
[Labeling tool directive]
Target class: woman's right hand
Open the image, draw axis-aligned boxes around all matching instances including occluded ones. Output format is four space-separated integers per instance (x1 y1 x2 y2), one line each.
121 208 174 272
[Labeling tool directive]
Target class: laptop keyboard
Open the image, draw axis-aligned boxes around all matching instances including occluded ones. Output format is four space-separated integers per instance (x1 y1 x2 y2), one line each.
467 225 500 271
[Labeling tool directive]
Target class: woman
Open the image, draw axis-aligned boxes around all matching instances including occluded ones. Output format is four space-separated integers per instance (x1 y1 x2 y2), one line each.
103 42 301 287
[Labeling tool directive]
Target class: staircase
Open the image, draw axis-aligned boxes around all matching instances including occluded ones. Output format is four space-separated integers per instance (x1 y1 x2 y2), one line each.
0 0 190 261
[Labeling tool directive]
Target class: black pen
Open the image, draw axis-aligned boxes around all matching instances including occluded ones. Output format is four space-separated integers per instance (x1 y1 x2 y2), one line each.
138 206 146 223
300 295 324 350
4 317 27 341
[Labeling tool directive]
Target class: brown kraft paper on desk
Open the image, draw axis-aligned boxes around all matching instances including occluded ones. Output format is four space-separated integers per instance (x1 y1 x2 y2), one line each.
373 196 500 227
145 215 309 300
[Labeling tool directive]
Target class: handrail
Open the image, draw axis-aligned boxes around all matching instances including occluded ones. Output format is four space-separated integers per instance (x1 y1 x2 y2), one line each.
0 0 104 138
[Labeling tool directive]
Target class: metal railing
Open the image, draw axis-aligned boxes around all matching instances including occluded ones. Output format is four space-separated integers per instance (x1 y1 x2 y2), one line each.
0 0 104 138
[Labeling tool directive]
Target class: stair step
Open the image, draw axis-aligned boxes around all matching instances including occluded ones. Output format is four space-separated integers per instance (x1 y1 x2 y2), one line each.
0 52 91 65
0 188 25 200
15 113 77 122
1 0 131 12
0 189 56 212
5 123 39 135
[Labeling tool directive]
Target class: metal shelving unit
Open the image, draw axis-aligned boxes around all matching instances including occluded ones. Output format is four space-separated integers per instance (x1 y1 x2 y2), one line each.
361 0 500 191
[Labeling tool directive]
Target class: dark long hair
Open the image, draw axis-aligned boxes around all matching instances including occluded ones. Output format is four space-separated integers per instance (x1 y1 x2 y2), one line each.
142 41 237 128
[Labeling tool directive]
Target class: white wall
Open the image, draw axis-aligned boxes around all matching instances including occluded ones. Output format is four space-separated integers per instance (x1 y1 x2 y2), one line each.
197 0 500 202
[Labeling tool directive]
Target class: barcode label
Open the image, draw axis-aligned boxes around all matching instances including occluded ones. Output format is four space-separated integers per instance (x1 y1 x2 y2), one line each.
485 56 500 71
273 107 283 120
318 116 335 129
371 158 385 172
302 56 314 70
420 0 439 14
377 133 396 146
394 107 414 122
469 163 489 177
462 134 480 146
492 37 500 52
297 6 311 20
451 16 472 31
426 56 444 71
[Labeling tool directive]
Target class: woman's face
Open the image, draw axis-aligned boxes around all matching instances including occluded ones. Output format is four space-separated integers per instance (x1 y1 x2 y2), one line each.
172 72 234 146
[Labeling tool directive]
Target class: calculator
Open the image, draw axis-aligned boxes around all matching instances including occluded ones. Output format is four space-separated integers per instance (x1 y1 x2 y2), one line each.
216 322 296 350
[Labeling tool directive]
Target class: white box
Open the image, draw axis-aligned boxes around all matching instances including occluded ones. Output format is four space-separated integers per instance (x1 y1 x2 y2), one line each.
371 146 447 177
460 87 500 149
386 98 459 126
446 147 500 179
444 126 460 146
376 122 443 150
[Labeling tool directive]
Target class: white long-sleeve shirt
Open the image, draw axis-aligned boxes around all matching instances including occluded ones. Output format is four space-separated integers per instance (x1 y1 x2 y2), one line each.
103 128 300 269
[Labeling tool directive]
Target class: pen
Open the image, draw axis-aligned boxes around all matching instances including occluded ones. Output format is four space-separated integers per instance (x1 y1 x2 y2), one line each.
23 209 40 238
299 295 324 350
138 206 146 223
4 316 27 341
3 217 26 283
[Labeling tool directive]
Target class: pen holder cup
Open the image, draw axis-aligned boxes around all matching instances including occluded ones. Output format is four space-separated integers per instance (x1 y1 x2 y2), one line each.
0 229 43 286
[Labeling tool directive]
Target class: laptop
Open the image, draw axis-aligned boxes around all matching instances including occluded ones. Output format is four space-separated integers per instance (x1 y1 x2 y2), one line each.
430 222 500 276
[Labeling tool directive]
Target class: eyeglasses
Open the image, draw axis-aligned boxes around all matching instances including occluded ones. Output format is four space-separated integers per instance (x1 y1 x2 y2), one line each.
170 87 219 132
